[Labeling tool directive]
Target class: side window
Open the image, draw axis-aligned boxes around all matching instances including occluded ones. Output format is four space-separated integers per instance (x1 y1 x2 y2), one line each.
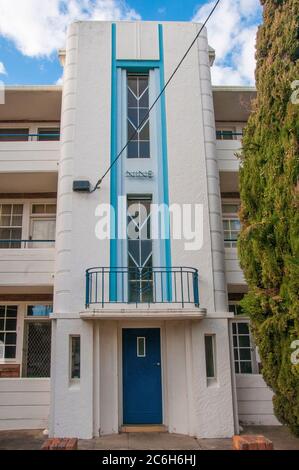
222 202 241 248
70 336 80 380
232 322 254 374
204 334 216 383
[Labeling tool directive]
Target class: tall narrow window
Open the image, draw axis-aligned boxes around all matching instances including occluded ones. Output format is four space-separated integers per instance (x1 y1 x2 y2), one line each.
0 306 18 359
127 74 150 159
0 204 23 249
70 336 80 380
232 322 254 374
222 202 241 248
205 335 216 382
127 196 153 303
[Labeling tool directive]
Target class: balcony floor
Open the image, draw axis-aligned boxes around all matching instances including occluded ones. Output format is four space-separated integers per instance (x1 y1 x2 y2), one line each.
80 305 206 320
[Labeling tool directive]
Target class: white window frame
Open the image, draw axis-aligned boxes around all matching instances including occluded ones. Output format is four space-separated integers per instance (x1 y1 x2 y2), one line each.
0 203 24 248
70 335 81 383
222 200 241 248
29 202 56 248
231 317 259 375
0 199 57 249
204 334 217 385
137 336 146 357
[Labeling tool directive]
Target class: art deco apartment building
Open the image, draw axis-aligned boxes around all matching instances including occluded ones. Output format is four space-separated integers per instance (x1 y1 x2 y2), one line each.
0 21 280 438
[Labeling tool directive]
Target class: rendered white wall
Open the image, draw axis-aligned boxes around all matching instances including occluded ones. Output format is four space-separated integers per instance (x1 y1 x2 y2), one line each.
0 141 59 173
0 249 55 286
0 379 50 431
224 248 246 285
51 20 112 439
116 22 159 60
216 140 241 172
236 375 280 426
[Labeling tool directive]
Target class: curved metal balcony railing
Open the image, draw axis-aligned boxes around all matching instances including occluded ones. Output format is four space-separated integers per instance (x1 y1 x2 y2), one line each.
85 266 199 308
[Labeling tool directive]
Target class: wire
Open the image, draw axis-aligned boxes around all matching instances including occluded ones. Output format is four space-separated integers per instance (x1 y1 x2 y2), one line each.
90 0 221 192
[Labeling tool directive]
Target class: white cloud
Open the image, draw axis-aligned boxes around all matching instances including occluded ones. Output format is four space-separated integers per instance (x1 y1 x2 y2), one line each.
192 0 261 86
0 0 140 57
0 62 7 75
56 75 64 85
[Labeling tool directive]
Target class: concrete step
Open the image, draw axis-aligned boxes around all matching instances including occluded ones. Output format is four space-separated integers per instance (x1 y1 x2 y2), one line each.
121 425 167 433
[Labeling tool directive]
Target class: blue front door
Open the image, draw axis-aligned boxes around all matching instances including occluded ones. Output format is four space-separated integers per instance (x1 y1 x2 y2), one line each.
123 328 162 424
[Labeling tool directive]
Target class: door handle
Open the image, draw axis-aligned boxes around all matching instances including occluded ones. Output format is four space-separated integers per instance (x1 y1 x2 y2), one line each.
155 362 161 367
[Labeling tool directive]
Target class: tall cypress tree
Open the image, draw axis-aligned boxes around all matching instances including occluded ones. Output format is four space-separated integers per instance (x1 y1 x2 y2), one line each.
239 0 299 434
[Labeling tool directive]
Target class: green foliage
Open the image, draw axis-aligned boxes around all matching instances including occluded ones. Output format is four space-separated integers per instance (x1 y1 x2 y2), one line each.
238 0 299 435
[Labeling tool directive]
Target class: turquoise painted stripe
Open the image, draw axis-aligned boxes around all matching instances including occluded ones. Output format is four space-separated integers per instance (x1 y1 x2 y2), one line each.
158 24 172 300
110 23 118 301
109 23 172 302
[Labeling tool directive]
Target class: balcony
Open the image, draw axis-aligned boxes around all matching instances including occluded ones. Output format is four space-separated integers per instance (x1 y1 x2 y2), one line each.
82 267 206 320
224 238 246 286
0 240 55 286
0 133 60 173
216 132 242 173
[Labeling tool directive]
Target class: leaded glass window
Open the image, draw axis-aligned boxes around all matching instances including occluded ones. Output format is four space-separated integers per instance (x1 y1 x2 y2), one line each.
127 74 150 159
127 197 153 303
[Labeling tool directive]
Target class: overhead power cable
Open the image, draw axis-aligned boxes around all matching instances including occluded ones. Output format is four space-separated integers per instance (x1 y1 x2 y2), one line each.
90 0 221 192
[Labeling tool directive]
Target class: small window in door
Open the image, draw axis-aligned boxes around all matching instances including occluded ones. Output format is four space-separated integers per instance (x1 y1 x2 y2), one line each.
137 337 146 357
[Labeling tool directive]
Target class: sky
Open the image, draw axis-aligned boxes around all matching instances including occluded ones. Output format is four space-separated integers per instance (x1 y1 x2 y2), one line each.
0 0 262 86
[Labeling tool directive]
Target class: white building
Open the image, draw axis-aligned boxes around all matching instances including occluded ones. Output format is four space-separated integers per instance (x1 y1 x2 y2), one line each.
0 21 279 439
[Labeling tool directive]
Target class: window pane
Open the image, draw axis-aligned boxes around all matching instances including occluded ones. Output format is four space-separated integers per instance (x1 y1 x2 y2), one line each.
38 128 60 141
139 142 150 158
45 205 56 214
5 345 16 359
237 323 249 334
240 361 252 373
239 335 250 347
71 336 80 379
127 142 138 159
222 204 239 214
128 108 138 127
240 349 251 360
6 306 18 317
0 129 29 142
6 332 17 344
205 335 215 379
32 204 45 214
27 305 52 317
6 319 17 331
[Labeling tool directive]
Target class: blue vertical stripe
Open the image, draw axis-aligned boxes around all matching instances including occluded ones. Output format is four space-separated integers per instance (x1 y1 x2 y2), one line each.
110 23 117 300
158 24 172 300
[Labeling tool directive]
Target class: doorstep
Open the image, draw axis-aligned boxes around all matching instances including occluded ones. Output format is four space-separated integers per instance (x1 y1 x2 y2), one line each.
120 425 168 433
